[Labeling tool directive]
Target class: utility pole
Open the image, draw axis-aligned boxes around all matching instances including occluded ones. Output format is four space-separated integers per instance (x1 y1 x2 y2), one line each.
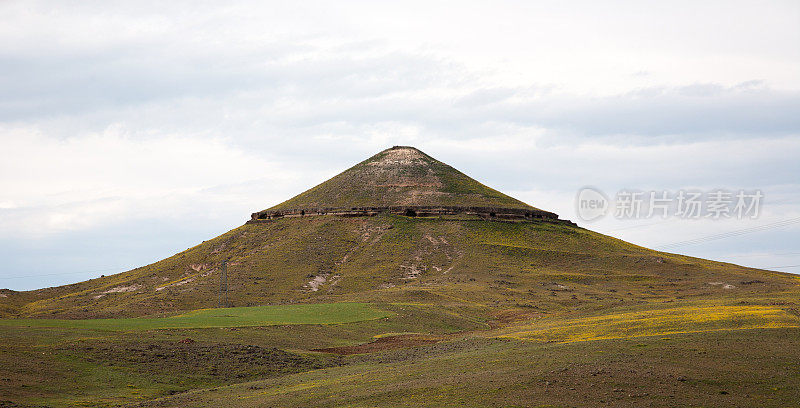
218 259 228 308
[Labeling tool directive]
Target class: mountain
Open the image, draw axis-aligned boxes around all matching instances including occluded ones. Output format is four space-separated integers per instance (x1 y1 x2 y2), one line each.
3 146 799 408
0 146 796 319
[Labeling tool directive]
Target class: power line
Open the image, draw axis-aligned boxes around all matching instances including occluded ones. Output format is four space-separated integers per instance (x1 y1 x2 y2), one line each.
731 252 800 258
654 217 800 250
606 218 678 232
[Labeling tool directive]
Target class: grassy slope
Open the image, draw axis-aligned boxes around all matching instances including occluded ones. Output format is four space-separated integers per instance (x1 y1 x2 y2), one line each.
3 214 795 319
266 146 537 211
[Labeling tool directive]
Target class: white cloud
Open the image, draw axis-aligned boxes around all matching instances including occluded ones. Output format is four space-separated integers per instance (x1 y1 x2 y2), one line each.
0 124 301 237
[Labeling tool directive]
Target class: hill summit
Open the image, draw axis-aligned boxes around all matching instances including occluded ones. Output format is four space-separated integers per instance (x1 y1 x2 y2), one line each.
268 145 532 209
253 146 555 221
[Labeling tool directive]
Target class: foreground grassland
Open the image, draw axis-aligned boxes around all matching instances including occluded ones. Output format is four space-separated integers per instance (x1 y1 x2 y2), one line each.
129 328 800 408
0 303 391 331
0 302 483 407
1 295 798 407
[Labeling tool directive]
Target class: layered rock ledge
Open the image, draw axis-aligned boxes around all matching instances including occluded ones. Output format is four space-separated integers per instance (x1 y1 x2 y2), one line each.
248 205 571 224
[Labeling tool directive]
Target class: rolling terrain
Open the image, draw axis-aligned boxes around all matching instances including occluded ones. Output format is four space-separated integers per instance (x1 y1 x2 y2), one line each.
1 146 798 407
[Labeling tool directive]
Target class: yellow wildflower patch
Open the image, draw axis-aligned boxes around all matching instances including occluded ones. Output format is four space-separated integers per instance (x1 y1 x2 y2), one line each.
499 305 799 343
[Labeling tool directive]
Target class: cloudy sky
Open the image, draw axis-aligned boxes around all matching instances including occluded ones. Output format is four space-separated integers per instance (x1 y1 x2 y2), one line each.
1 0 799 290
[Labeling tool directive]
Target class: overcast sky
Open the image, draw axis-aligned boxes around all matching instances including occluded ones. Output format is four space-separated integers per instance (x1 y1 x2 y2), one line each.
1 0 799 290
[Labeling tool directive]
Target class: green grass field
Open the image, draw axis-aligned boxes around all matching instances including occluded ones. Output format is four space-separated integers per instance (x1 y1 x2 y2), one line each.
0 303 391 331
0 302 482 407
